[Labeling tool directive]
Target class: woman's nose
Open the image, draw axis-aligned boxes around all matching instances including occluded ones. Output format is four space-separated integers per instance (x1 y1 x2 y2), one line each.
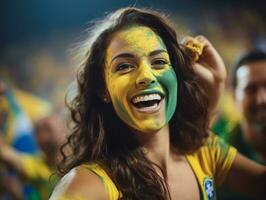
135 62 156 88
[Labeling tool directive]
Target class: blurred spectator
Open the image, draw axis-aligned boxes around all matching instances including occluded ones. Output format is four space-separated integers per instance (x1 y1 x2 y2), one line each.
0 167 24 200
0 81 39 199
0 114 67 199
216 49 266 199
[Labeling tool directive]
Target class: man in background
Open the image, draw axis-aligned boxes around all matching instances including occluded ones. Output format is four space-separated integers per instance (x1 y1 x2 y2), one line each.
217 48 266 199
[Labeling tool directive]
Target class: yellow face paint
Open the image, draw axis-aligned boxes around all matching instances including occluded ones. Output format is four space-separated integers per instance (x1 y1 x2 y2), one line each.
105 26 178 133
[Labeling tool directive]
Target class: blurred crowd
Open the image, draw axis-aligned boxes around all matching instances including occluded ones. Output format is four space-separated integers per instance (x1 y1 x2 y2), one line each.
0 4 266 200
0 81 68 200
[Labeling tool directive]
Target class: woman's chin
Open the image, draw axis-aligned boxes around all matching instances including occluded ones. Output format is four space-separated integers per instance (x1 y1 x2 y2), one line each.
131 121 167 135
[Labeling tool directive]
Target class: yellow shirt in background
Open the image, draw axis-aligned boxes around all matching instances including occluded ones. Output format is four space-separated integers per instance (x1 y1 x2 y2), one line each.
21 154 58 200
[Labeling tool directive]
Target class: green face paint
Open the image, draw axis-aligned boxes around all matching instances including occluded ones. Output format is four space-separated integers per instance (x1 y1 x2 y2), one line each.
157 67 178 123
104 25 178 133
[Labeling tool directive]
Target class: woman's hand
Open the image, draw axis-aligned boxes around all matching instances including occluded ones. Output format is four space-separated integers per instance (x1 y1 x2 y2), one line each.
183 35 227 124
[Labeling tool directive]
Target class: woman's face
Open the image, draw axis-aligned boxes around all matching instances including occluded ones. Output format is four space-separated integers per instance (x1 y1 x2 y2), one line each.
104 25 178 133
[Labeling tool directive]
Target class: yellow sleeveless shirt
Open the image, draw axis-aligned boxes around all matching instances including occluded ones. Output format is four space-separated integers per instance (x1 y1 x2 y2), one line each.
81 135 237 200
81 163 120 200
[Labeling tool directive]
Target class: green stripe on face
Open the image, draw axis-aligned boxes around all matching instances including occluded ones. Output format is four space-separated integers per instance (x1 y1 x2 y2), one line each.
156 66 178 123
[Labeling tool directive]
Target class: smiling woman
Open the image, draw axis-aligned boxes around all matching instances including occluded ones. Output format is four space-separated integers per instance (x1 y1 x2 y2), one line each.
49 7 266 200
104 26 178 132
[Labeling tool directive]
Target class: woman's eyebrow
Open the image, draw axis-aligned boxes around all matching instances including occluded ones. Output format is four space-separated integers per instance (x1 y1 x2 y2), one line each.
111 53 134 64
149 49 168 57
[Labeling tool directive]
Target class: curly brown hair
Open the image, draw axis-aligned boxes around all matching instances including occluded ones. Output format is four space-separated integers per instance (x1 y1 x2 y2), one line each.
59 7 209 200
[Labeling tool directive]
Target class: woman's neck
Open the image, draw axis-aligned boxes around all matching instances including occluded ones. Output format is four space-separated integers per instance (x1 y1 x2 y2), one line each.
134 124 174 175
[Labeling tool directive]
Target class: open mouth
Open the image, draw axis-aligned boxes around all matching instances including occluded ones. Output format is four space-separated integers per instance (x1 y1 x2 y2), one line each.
131 93 164 112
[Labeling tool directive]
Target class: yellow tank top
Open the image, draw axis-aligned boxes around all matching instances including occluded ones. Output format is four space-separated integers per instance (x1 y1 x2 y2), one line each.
82 135 237 200
81 163 120 200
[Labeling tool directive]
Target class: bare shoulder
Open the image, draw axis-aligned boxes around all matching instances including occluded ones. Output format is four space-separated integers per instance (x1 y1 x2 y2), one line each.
49 165 108 200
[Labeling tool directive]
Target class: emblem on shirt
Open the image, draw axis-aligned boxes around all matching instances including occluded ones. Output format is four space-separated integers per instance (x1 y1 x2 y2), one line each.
203 177 215 200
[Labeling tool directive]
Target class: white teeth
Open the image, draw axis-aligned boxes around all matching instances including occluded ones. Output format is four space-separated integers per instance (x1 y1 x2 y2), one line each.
138 102 159 112
132 94 161 104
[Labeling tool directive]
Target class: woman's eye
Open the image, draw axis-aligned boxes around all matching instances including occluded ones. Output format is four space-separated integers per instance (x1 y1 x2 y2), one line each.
152 59 168 69
116 63 135 73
